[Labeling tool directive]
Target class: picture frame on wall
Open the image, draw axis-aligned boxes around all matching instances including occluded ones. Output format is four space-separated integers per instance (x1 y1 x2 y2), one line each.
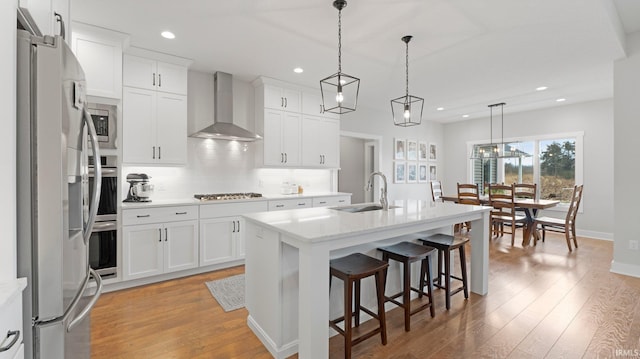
419 164 428 183
407 163 417 183
394 138 406 160
394 162 406 183
429 164 437 181
429 143 437 161
407 139 418 161
419 142 428 161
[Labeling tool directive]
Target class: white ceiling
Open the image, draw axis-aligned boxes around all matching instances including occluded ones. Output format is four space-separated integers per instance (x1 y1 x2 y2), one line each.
71 0 640 123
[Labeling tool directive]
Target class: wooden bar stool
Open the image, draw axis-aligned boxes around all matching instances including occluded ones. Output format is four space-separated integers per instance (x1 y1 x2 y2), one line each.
329 253 389 359
377 241 437 331
419 234 469 310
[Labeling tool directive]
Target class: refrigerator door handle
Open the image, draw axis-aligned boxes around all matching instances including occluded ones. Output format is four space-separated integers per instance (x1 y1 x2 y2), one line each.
67 268 103 332
83 109 101 246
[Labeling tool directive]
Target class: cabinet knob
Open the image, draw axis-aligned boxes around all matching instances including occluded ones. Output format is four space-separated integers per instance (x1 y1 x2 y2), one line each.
158 228 162 242
137 214 151 218
153 73 156 86
158 74 162 87
175 212 187 215
284 153 288 163
152 146 156 159
165 228 168 241
158 146 161 160
276 204 284 208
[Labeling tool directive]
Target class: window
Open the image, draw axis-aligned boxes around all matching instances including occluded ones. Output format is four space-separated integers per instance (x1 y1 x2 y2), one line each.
468 133 582 204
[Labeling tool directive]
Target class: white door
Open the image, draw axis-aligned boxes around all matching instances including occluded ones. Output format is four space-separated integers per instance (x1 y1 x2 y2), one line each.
282 88 301 112
321 119 340 167
281 112 301 166
156 61 188 95
235 218 245 258
156 93 187 165
263 109 284 166
302 92 323 116
72 34 122 99
263 84 284 110
164 220 199 273
122 87 156 164
123 55 156 91
199 218 235 266
302 116 323 166
122 223 163 280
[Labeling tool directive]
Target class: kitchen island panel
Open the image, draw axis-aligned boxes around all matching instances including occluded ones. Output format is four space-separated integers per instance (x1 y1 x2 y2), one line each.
244 201 491 359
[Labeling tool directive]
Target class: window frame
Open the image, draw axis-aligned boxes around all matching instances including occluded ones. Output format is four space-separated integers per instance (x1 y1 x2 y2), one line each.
466 131 583 211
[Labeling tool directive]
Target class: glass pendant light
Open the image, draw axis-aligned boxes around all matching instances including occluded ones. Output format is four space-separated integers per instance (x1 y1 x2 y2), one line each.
320 0 360 115
391 35 424 127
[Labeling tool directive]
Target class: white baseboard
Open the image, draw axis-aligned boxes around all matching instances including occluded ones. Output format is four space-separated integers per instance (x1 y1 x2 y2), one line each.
247 315 298 359
577 229 613 241
610 260 640 278
100 259 245 293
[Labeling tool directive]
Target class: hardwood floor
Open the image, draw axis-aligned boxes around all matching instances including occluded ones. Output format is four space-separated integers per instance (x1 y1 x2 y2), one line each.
91 232 640 358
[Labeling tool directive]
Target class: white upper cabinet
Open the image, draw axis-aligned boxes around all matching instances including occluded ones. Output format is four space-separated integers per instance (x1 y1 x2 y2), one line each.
254 77 340 168
122 49 191 165
71 22 128 99
301 116 340 168
302 91 339 120
263 83 301 112
21 0 69 40
124 54 188 95
122 87 187 165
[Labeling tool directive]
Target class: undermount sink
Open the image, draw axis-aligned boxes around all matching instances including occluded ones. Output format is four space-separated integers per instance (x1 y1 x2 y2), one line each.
332 204 400 213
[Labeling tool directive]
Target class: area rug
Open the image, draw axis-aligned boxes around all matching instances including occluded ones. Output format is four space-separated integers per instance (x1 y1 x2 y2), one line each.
205 274 245 312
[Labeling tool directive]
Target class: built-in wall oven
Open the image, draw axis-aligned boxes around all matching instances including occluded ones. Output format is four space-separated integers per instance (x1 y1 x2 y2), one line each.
88 155 118 278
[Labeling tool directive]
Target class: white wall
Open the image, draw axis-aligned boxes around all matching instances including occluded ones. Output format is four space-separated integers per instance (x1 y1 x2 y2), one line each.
339 105 444 202
338 136 366 203
442 99 614 239
1 0 17 281
612 31 640 277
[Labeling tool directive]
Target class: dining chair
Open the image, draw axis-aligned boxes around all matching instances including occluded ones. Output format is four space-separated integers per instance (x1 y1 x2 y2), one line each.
488 183 527 246
514 183 537 200
430 180 443 202
533 185 584 252
456 183 480 232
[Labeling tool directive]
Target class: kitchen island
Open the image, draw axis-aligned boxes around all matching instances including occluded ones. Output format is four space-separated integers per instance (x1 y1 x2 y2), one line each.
243 200 490 359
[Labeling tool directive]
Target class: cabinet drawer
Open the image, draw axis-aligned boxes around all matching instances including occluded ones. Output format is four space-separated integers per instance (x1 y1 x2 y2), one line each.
268 198 312 211
123 206 198 225
200 201 268 219
0 292 22 359
312 196 351 207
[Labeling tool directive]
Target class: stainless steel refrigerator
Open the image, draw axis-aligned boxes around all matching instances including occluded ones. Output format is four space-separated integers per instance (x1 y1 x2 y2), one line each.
16 20 104 359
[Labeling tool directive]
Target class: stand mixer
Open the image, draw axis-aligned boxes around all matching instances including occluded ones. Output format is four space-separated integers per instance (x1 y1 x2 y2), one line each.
124 173 154 202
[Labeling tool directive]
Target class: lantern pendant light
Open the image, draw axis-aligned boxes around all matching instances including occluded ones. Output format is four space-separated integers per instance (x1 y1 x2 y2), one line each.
320 0 360 115
391 35 424 127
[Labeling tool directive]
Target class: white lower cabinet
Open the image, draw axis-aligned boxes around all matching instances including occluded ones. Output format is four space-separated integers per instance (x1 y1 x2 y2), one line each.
0 279 26 359
199 201 268 267
312 195 351 207
200 217 242 266
122 206 198 281
268 198 312 211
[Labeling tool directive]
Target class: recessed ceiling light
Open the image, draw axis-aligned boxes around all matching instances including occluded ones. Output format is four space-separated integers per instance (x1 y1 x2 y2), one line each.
536 86 548 91
462 114 469 118
293 67 304 74
556 98 566 102
436 107 444 111
161 31 175 39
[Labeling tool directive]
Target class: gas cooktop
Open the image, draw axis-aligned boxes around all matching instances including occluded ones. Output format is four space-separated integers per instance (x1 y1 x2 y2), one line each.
194 193 263 201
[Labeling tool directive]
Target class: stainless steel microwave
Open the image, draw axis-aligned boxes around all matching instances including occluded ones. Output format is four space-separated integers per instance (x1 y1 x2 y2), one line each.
87 103 117 149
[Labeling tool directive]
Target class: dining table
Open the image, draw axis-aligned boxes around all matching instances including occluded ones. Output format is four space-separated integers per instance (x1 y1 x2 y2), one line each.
441 195 560 246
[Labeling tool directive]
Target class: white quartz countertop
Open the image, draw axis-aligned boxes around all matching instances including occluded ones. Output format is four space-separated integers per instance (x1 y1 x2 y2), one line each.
243 200 491 243
121 192 351 209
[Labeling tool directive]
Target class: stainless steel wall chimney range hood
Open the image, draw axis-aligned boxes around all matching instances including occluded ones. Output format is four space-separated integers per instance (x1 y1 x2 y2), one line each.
190 72 261 141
